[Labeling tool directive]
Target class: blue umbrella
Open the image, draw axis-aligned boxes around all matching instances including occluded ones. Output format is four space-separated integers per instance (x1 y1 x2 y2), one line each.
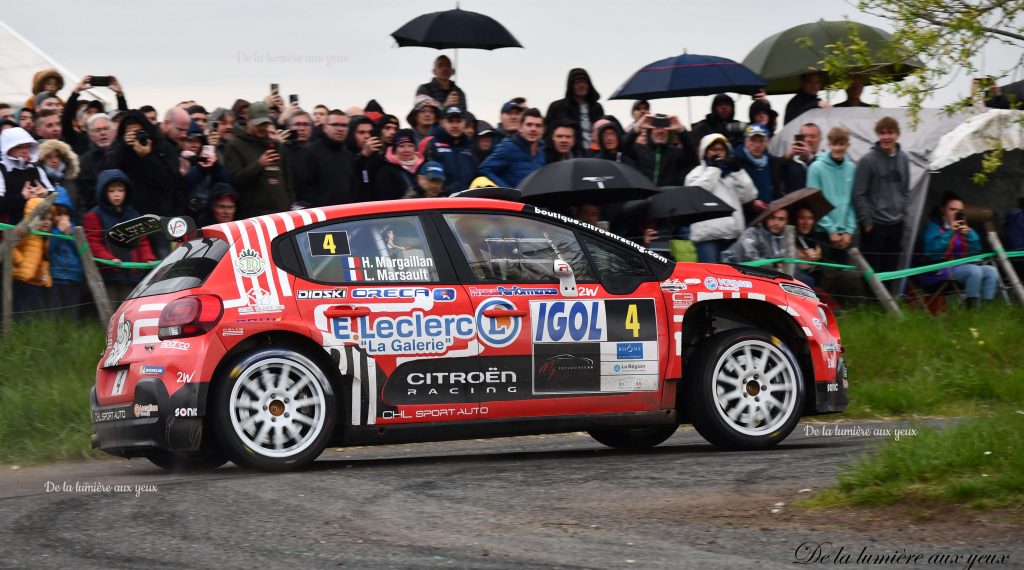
610 54 767 100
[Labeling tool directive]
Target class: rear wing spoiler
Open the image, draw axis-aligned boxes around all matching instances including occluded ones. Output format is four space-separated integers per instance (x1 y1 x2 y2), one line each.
106 215 197 248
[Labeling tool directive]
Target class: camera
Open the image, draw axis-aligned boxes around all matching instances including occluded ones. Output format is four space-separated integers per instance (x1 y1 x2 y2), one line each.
954 211 966 222
210 120 220 132
724 121 748 134
794 133 806 142
90 75 111 87
134 130 149 146
651 114 670 129
289 94 299 105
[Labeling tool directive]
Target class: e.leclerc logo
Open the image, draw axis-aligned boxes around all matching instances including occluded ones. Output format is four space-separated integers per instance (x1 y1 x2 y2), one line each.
475 298 521 348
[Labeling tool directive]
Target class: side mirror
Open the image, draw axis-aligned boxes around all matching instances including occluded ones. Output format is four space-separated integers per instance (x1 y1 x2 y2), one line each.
553 259 577 297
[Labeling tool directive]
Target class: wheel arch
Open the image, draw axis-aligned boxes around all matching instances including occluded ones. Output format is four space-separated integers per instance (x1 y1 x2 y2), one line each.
676 299 815 420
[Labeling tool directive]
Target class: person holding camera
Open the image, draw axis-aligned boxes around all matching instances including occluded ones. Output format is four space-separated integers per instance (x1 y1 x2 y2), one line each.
224 102 293 218
62 75 128 156
624 113 698 186
181 122 229 216
691 94 745 147
921 192 999 307
780 123 823 194
685 133 758 263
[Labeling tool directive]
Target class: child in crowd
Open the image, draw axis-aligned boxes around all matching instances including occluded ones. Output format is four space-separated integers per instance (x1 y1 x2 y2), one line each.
49 187 85 319
82 169 155 303
12 197 53 319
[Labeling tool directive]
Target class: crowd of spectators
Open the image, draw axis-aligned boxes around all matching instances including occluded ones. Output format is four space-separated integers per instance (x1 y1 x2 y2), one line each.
0 62 1018 318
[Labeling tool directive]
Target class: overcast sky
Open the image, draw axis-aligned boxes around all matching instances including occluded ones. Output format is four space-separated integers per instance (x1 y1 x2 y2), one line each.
4 0 1020 127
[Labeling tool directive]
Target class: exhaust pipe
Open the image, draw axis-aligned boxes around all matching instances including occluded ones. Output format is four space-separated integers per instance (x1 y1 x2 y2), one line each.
90 433 100 449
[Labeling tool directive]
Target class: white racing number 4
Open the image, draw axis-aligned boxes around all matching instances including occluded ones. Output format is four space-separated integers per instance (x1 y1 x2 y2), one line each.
112 369 128 397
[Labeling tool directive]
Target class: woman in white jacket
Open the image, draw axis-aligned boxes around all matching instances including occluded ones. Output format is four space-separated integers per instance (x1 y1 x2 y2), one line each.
685 133 758 263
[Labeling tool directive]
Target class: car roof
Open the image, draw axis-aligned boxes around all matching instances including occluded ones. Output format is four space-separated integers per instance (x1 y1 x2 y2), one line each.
200 197 527 241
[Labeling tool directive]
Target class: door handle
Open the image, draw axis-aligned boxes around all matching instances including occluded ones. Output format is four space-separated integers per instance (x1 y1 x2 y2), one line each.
324 306 371 318
482 308 527 318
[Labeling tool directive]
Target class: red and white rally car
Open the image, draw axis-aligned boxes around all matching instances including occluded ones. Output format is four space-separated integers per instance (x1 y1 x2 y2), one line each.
91 198 848 472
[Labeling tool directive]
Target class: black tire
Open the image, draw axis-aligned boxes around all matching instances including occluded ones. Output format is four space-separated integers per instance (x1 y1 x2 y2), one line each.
211 347 337 472
588 425 679 450
684 327 804 450
145 450 227 473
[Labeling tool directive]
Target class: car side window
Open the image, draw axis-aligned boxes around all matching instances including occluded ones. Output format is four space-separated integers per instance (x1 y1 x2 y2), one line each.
295 216 438 283
444 213 594 282
581 235 651 278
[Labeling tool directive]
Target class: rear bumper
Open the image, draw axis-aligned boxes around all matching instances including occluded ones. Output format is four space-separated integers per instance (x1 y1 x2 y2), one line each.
91 379 209 457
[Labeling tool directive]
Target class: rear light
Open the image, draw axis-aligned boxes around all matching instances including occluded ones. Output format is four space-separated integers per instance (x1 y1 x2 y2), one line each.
159 295 223 339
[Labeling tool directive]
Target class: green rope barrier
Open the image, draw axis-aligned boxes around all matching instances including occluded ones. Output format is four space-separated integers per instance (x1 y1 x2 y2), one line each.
1 222 162 270
875 252 1001 281
741 258 859 270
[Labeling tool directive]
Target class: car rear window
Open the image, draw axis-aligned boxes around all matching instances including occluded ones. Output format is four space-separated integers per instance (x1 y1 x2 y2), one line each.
129 238 229 299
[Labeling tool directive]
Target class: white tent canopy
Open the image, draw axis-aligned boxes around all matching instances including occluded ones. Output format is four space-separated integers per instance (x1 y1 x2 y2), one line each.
0 18 80 106
929 109 1024 171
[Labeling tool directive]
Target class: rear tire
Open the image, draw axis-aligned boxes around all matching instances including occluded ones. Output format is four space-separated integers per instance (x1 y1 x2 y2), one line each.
145 450 227 473
684 328 804 450
211 347 337 472
588 425 678 450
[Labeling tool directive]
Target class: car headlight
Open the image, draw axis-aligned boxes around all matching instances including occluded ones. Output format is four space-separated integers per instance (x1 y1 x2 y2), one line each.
780 282 818 301
817 306 829 328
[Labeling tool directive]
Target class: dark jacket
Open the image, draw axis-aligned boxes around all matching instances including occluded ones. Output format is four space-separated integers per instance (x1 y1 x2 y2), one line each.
779 154 817 195
196 183 239 227
61 90 127 156
852 142 911 227
478 134 546 188
82 169 156 283
101 111 183 217
416 78 467 111
423 129 477 194
784 90 821 124
1005 207 1024 251
733 143 782 203
691 94 741 147
298 136 359 207
224 122 293 218
623 130 699 186
545 68 604 151
77 143 109 215
592 122 635 166
344 115 385 200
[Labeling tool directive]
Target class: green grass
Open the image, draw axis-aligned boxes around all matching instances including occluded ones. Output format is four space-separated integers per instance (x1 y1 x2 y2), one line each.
837 305 1023 418
806 407 1024 509
0 318 107 464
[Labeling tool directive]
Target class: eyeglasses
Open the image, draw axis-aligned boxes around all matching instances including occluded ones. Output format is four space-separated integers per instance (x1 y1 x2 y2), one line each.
326 123 347 128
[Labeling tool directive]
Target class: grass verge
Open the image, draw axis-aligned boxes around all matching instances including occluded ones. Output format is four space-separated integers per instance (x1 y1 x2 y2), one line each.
0 317 106 464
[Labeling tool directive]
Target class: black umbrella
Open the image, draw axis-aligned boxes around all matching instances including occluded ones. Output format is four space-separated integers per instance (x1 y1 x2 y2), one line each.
391 7 522 50
646 186 735 225
517 158 658 207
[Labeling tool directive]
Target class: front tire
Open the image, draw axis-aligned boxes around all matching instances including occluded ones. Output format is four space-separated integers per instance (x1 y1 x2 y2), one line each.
212 347 337 472
588 425 678 450
684 328 804 450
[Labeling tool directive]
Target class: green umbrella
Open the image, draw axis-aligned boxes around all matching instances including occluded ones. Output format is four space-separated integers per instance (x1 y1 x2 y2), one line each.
742 19 923 94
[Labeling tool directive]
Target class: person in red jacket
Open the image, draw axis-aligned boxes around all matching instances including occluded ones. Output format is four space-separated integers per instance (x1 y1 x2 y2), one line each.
82 169 155 303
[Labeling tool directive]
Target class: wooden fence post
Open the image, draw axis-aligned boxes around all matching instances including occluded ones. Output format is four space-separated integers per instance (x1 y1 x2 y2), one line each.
783 225 796 276
72 226 113 324
849 247 903 317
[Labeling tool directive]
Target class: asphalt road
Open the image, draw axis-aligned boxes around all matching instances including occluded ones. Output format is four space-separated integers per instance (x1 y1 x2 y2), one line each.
0 420 1019 570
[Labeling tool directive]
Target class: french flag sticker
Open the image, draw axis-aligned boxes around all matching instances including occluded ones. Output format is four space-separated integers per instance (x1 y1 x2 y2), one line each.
344 257 363 281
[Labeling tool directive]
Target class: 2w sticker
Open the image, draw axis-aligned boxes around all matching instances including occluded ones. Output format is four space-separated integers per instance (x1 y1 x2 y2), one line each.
176 371 195 384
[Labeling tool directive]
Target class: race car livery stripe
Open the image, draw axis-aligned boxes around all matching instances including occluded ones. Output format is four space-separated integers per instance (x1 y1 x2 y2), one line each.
296 209 313 227
218 221 249 308
257 215 292 298
359 350 370 426
309 207 326 223
348 346 360 426
747 293 766 301
248 218 281 306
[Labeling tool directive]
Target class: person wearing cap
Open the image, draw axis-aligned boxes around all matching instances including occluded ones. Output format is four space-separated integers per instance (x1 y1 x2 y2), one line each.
415 55 467 112
187 105 209 130
691 94 745 147
407 161 446 199
733 123 781 217
422 105 477 194
478 107 546 188
182 121 229 216
748 98 778 137
493 100 523 146
294 109 358 208
375 129 424 201
224 101 293 218
473 120 495 162
545 69 604 152
406 94 440 146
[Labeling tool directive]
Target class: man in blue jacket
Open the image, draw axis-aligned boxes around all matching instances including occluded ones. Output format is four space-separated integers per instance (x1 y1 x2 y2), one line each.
422 106 477 194
478 108 546 188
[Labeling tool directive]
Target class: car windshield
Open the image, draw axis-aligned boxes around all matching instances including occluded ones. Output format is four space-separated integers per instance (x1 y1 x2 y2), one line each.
128 238 229 299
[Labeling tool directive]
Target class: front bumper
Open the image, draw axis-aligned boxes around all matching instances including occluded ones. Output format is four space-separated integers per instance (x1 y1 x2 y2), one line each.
91 379 209 457
813 357 850 413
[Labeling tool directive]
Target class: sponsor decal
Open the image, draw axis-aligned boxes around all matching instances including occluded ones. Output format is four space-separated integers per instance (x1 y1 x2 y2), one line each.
531 207 671 265
297 289 347 299
159 340 191 351
166 217 189 239
145 344 156 352
222 327 245 336
475 297 522 348
601 376 659 392
140 365 165 375
469 285 558 297
433 288 457 302
343 255 435 282
382 406 490 420
532 300 606 343
238 286 285 314
103 313 132 367
605 361 658 375
111 369 128 396
174 407 199 417
235 248 264 276
660 279 687 292
236 316 283 323
822 343 840 370
672 292 695 309
812 318 823 330
684 278 701 285
133 403 158 418
616 342 644 360
383 356 528 404
538 354 596 382
577 286 600 297
704 276 719 290
93 408 128 423
176 371 195 384
350 287 443 300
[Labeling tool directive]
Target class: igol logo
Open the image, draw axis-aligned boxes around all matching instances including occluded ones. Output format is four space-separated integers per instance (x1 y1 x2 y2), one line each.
475 298 521 348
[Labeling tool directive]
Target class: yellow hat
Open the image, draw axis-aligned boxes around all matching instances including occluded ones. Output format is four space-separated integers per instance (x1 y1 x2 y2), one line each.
469 176 497 189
